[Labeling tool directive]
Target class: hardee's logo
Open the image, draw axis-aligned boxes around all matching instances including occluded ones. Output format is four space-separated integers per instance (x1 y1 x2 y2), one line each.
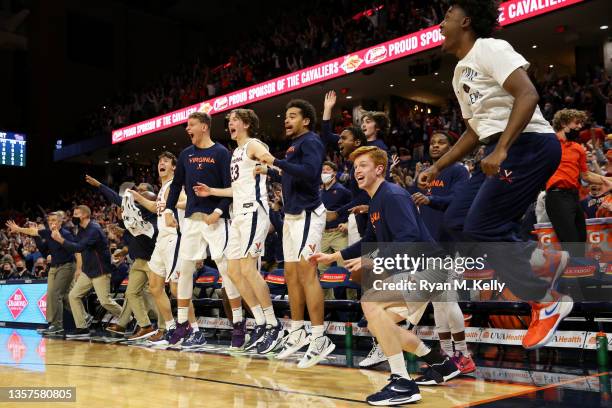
199 102 213 114
7 331 26 363
7 288 28 319
499 169 513 184
370 211 381 225
286 146 296 157
38 293 47 319
340 54 363 73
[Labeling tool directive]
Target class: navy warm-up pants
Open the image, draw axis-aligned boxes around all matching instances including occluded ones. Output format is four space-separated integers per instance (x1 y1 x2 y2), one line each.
444 132 562 301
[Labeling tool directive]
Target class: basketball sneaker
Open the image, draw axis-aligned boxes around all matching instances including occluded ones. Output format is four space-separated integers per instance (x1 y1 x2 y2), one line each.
85 314 94 328
257 323 284 354
451 351 476 374
522 292 573 349
297 335 336 368
181 331 207 350
530 248 569 285
230 320 246 349
414 356 461 385
359 339 388 368
366 374 421 406
65 328 91 339
276 328 310 360
243 324 266 351
169 321 192 345
41 325 64 336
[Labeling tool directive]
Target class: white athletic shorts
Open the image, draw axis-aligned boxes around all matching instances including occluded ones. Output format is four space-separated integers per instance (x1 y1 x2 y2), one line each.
179 213 229 261
282 204 326 262
148 233 180 282
227 206 269 260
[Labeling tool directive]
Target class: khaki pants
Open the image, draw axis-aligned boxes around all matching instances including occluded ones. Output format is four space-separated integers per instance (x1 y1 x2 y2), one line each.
47 262 75 327
69 273 122 328
319 229 348 301
117 259 158 328
319 229 348 273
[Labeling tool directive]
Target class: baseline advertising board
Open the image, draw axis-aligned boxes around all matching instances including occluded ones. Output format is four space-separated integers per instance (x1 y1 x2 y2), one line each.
0 281 47 325
111 0 584 144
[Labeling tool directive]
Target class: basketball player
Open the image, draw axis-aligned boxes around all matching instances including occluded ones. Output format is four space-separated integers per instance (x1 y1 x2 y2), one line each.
411 131 475 373
164 111 244 347
312 147 460 406
257 99 335 368
128 152 204 349
419 0 571 350
193 109 284 353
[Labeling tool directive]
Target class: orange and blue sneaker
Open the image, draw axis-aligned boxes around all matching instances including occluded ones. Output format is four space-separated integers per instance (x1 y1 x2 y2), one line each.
451 351 476 374
522 292 573 350
530 248 569 285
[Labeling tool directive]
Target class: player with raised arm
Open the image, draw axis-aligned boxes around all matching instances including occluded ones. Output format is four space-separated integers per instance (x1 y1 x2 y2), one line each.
256 99 336 368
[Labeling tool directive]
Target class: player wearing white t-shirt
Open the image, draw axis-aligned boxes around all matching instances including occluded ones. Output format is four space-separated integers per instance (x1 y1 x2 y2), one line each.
130 152 202 348
418 1 571 354
194 109 284 353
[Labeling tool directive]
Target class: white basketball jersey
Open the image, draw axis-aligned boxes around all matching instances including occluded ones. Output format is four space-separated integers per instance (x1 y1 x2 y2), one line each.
231 139 268 214
157 179 185 236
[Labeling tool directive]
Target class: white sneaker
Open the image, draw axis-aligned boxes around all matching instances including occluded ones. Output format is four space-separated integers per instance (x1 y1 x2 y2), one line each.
359 340 388 368
276 328 310 360
297 335 336 369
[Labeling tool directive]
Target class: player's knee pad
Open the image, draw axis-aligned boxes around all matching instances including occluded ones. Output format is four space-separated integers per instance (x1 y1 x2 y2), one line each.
214 257 240 300
446 302 466 334
433 302 450 333
177 259 196 299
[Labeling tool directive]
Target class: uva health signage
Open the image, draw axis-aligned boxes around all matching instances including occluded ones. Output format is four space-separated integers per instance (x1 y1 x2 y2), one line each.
112 0 584 144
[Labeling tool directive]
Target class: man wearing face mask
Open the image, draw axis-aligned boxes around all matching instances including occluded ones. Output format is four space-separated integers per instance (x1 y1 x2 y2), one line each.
319 161 351 275
6 213 81 336
546 109 611 257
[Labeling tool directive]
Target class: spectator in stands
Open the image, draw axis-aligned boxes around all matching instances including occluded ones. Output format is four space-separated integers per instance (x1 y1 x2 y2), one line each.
1 261 15 279
580 182 608 219
6 259 35 280
546 109 611 257
263 184 284 271
32 257 48 279
319 161 351 279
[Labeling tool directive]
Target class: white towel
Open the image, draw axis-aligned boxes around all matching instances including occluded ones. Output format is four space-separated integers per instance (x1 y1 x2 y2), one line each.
121 191 154 238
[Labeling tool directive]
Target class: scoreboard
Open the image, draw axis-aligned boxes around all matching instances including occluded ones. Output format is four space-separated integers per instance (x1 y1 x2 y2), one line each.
0 131 26 167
